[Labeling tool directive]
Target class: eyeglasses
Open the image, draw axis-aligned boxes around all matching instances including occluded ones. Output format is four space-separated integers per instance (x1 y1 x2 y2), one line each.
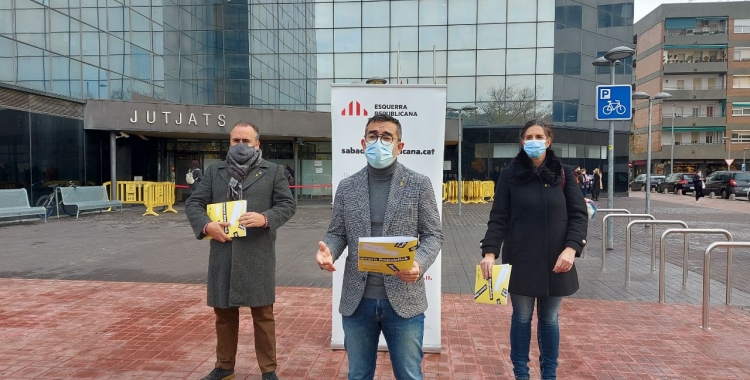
364 133 397 146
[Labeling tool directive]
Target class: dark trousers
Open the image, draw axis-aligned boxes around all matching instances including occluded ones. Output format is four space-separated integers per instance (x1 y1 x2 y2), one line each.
695 186 704 200
591 189 600 201
214 305 277 373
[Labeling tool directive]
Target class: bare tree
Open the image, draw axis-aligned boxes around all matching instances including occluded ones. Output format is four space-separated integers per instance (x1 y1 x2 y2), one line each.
474 85 552 125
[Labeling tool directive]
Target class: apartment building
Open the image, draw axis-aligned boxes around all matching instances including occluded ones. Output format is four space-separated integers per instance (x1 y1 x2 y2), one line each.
633 2 750 175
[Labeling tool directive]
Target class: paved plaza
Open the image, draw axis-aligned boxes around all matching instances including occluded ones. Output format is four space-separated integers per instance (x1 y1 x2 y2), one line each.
1 191 750 379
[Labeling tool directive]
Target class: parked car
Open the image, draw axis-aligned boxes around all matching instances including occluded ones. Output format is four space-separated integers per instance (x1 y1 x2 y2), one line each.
629 174 665 191
703 171 750 199
657 173 694 195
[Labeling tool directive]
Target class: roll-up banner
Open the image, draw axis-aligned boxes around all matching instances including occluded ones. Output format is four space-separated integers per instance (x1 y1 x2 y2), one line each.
330 84 447 353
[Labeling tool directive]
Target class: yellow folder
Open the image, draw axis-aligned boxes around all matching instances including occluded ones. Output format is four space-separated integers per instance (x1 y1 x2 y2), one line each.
474 264 512 305
357 236 418 274
204 200 247 240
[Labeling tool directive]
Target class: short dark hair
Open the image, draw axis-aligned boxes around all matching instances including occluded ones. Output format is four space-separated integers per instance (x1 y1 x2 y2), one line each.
364 114 402 140
519 119 553 145
231 121 260 141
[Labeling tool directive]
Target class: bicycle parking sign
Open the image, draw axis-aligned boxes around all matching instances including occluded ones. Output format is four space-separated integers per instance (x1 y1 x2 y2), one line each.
596 85 632 121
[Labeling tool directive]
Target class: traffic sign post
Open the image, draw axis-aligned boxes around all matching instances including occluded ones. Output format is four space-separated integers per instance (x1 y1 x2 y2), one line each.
596 85 633 121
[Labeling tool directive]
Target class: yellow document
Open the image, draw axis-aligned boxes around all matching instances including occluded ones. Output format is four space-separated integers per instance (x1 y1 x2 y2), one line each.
204 200 247 240
357 236 418 274
474 264 512 305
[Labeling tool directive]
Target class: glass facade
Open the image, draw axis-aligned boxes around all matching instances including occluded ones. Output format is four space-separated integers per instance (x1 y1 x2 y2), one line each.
0 0 316 109
0 107 95 204
312 0 557 116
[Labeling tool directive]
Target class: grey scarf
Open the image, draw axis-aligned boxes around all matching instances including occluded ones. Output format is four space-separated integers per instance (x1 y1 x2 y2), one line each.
226 143 262 200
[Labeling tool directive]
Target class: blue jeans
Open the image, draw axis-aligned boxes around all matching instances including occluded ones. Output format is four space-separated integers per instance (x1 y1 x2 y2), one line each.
342 298 425 380
509 294 563 380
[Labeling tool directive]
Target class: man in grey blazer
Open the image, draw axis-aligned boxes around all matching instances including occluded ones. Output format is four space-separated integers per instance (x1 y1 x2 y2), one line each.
186 121 296 380
316 114 443 380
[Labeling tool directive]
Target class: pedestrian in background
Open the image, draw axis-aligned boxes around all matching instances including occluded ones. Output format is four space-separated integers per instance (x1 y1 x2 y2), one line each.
578 168 589 198
693 169 705 202
479 120 588 380
316 114 443 380
591 168 602 201
186 121 296 380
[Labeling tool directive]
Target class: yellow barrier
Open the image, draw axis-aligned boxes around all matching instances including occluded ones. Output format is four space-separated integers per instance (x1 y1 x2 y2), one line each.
103 181 177 216
103 181 153 205
444 181 490 204
481 181 495 201
143 182 177 217
444 181 458 203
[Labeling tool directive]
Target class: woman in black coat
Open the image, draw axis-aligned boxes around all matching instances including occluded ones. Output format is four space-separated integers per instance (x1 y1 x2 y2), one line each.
479 120 588 380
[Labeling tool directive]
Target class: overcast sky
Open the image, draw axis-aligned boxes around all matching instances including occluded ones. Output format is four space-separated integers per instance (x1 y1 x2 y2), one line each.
635 0 749 22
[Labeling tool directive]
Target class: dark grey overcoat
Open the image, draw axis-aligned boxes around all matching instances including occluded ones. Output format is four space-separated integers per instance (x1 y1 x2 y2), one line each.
480 150 588 297
185 159 296 308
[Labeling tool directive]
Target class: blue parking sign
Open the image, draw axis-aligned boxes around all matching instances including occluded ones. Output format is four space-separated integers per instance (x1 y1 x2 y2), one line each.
596 85 632 121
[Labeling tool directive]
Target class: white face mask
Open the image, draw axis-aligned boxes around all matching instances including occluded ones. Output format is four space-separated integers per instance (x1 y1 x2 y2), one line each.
365 139 395 168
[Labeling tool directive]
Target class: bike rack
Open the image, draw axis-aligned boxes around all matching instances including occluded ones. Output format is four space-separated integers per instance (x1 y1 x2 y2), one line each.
600 214 654 270
586 208 631 258
658 228 733 304
625 220 688 284
702 241 750 330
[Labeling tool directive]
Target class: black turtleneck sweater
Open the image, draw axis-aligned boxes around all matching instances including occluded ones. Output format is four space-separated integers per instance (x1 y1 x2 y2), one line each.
362 161 396 299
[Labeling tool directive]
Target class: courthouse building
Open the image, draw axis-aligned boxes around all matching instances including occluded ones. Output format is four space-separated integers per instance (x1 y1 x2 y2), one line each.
0 0 634 202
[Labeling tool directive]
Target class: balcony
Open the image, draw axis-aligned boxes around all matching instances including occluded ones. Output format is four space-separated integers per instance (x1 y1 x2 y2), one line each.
661 114 726 128
664 61 728 74
665 33 728 46
662 86 727 100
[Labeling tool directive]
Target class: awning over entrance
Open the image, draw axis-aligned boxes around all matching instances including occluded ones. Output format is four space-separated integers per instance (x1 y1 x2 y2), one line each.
83 99 332 140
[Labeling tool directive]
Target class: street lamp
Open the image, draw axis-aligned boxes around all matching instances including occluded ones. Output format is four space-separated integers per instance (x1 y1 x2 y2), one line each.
592 46 635 250
366 76 387 84
632 91 672 216
670 103 677 175
446 105 478 216
723 136 732 170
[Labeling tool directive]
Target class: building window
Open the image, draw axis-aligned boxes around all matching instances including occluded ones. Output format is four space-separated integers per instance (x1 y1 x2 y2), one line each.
734 19 750 33
731 104 750 116
731 131 750 143
733 76 750 89
555 5 582 29
734 48 750 62
553 53 581 75
598 3 633 28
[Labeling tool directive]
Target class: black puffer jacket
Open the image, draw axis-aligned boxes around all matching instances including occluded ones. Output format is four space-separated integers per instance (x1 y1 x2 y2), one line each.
480 149 588 297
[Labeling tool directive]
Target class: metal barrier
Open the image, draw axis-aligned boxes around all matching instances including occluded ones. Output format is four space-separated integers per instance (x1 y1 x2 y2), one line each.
600 213 654 270
584 208 631 258
658 228 733 303
702 241 750 330
625 220 689 283
142 182 177 217
103 181 152 205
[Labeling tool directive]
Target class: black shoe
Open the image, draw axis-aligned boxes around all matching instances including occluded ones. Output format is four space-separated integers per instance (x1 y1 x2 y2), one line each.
261 371 279 380
201 368 235 380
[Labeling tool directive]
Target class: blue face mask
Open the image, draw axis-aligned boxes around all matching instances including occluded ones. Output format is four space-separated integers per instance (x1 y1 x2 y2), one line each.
523 139 547 159
365 140 396 169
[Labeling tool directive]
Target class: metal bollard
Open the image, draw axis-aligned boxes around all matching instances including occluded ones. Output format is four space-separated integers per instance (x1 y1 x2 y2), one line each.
702 241 748 330
600 214 654 270
624 220 688 284
658 228 732 304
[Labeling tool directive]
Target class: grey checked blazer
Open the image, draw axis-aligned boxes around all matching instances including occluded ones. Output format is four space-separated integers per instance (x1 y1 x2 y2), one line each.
324 162 443 319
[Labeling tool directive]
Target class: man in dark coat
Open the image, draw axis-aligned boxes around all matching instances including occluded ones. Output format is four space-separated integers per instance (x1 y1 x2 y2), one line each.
186 121 296 380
